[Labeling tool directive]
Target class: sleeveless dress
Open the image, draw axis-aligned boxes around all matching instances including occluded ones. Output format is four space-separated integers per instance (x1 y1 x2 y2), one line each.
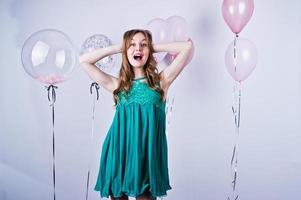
94 77 172 198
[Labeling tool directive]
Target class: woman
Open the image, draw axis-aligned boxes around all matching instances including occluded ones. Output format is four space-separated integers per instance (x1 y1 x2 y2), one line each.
79 29 193 200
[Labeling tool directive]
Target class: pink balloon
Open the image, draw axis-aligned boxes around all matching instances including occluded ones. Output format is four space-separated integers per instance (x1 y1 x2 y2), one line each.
146 18 171 44
166 16 188 42
163 39 194 67
166 16 189 56
222 0 254 34
225 37 257 82
146 18 172 62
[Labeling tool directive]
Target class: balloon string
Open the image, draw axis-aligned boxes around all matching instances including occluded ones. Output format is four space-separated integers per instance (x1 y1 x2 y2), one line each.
165 96 175 135
228 82 241 200
46 85 58 200
90 82 100 100
85 170 91 200
233 35 239 73
86 82 100 200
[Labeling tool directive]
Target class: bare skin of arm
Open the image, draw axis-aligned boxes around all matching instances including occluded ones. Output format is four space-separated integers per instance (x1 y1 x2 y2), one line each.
78 44 122 93
154 40 193 97
79 40 193 95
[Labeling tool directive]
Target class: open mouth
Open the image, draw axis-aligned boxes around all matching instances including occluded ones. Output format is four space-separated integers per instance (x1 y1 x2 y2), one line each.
133 54 143 61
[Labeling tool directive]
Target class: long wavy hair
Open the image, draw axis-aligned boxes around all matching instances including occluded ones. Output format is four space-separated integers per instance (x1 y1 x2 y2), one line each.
113 29 164 105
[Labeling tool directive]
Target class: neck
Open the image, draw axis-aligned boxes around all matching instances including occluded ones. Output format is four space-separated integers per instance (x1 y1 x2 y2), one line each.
133 66 145 78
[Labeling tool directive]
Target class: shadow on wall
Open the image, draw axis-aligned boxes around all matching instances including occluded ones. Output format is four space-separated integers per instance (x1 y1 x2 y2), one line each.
187 10 226 96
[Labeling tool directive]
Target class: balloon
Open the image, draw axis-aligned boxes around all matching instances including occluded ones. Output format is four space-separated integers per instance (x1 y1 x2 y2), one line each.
225 37 257 82
80 34 115 73
162 53 174 66
21 29 77 85
166 16 189 56
166 16 188 42
146 18 171 62
163 39 194 66
222 0 254 34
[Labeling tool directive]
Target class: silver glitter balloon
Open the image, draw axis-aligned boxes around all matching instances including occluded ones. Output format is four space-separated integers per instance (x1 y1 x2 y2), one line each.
81 34 115 72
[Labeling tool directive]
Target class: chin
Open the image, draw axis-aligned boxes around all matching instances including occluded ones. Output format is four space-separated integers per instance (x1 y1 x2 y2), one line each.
131 64 144 68
130 61 147 68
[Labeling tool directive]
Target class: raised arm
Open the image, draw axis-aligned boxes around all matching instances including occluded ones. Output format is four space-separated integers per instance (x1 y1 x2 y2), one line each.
79 44 122 93
154 40 193 90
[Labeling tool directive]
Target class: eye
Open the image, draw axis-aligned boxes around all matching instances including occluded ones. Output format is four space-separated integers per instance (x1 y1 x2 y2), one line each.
130 43 136 47
141 43 148 47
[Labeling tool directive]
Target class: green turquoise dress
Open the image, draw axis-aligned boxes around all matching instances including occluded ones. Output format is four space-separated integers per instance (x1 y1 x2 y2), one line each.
94 77 172 198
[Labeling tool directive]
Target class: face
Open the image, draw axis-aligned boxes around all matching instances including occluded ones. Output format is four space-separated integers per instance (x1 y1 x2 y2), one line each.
126 32 150 68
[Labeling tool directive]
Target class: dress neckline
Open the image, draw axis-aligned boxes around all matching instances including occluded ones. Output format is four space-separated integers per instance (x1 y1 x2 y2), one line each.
133 77 146 81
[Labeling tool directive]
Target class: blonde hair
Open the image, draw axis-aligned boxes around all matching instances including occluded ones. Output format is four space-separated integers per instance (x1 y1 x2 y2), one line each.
113 29 164 105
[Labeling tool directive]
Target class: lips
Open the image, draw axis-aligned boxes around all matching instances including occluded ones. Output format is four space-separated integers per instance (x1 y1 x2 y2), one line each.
133 53 143 61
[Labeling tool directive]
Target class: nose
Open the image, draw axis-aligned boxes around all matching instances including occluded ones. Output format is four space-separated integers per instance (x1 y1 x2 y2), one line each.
135 44 142 51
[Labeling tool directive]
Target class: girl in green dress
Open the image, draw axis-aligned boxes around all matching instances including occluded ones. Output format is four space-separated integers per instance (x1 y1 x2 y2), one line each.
79 29 193 200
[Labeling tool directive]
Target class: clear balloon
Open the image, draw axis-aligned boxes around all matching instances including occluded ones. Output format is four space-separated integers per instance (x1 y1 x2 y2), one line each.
21 29 77 85
80 34 115 73
146 18 172 62
222 0 254 34
225 37 257 82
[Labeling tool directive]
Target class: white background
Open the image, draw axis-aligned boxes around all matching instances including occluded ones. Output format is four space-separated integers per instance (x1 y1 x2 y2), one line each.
0 0 300 199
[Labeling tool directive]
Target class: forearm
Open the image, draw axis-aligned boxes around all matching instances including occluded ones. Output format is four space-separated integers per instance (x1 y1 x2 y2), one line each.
153 40 192 54
79 44 122 64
